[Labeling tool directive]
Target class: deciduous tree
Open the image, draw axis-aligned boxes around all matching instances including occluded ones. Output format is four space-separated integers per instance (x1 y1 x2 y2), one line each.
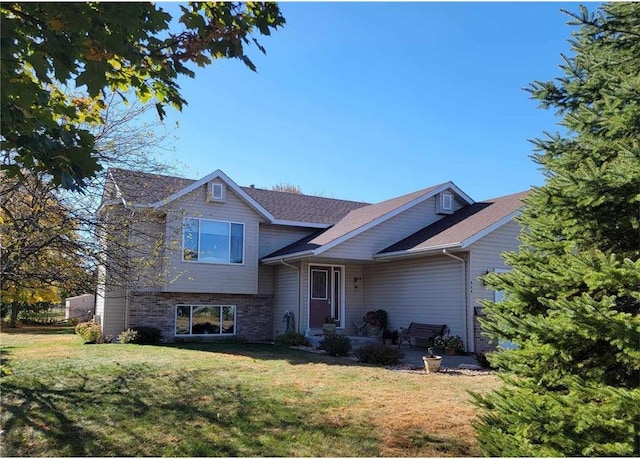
1 2 284 190
474 3 640 456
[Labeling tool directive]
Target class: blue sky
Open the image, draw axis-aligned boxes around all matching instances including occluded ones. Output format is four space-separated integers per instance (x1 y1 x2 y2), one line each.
157 2 585 203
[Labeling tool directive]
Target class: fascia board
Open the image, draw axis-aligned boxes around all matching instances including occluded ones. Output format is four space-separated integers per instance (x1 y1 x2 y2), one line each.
260 250 316 264
146 169 276 222
372 243 462 260
271 219 331 229
313 183 463 257
460 209 522 249
445 181 475 206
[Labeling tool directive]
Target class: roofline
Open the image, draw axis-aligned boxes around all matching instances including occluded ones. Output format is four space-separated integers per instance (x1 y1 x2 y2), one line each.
312 181 474 257
260 250 316 264
372 243 463 260
459 209 522 248
145 170 277 221
271 219 331 229
372 208 523 260
108 169 339 228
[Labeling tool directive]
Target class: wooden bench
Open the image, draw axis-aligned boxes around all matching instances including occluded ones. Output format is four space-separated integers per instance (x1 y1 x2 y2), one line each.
398 322 448 349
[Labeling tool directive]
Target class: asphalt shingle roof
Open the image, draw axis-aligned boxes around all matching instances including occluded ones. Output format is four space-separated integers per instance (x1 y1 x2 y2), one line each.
106 168 368 225
262 184 445 259
378 190 529 254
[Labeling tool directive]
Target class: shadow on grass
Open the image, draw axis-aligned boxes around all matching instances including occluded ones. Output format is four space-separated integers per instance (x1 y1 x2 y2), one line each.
161 341 364 368
1 324 76 335
0 361 379 457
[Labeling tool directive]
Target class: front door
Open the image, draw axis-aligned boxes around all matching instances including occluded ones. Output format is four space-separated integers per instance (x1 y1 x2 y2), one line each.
309 265 342 328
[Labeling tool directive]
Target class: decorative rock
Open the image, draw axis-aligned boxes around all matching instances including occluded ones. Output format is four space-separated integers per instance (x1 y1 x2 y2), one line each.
458 363 484 371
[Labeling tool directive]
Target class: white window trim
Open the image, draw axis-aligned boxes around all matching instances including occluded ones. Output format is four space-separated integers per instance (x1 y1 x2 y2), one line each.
181 217 245 265
208 182 225 202
174 304 237 337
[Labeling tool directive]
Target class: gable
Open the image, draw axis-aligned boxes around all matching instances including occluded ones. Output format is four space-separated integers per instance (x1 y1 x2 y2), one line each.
374 190 529 259
261 182 474 262
105 168 368 228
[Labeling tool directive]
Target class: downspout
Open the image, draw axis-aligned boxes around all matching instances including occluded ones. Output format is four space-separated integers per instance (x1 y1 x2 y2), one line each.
442 249 469 352
280 260 301 333
123 207 135 332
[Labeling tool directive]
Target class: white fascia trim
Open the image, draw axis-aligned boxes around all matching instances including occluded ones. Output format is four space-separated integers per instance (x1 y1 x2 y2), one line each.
313 181 470 257
260 250 316 265
444 181 475 206
460 209 522 249
372 243 462 260
271 219 331 229
146 169 276 221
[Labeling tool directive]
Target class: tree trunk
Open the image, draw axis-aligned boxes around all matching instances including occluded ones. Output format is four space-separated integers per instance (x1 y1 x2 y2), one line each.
10 302 20 328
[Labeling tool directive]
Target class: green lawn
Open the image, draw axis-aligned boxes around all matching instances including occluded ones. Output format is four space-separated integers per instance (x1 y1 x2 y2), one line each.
0 326 499 457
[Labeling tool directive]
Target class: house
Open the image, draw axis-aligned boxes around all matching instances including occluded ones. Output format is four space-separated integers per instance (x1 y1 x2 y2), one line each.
96 168 528 353
65 294 95 322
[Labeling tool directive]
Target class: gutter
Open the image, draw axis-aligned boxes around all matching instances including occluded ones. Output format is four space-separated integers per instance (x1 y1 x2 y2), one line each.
442 249 470 353
372 243 462 261
280 260 301 334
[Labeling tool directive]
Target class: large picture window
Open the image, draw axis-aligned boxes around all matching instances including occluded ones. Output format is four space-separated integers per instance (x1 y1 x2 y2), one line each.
175 305 236 336
183 218 244 264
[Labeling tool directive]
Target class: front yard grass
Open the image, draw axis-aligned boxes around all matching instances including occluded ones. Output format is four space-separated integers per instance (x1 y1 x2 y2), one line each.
0 326 499 457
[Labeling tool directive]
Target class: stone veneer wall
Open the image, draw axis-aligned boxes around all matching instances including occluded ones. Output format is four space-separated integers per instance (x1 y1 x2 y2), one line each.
129 292 274 343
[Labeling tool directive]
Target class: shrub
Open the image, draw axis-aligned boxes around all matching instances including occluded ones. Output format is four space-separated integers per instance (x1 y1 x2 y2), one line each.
275 332 311 347
355 343 404 365
69 317 79 326
75 322 102 343
118 328 139 344
318 335 352 356
475 352 493 369
131 326 163 344
118 326 163 344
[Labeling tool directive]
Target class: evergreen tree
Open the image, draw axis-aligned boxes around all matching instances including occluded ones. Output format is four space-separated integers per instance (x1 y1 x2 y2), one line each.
474 3 640 456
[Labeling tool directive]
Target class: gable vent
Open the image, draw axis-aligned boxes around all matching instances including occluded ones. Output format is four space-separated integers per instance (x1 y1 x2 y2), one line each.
436 192 454 214
207 182 225 202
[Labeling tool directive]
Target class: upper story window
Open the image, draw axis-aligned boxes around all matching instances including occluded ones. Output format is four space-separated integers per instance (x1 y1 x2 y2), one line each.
183 218 244 264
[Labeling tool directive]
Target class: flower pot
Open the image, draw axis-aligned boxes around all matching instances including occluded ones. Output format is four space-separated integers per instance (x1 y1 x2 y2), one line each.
322 323 337 336
422 356 442 373
444 348 456 356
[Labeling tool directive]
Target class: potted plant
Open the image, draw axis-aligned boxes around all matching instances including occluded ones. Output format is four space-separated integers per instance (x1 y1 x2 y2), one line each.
362 309 388 337
434 335 464 355
422 347 442 373
322 317 337 336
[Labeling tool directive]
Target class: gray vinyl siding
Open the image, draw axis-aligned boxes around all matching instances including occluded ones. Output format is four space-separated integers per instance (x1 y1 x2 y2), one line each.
161 181 264 294
363 254 467 347
468 220 523 352
344 264 365 334
128 213 165 291
258 265 274 295
273 263 301 335
259 225 318 259
468 220 522 310
99 288 126 337
322 196 464 260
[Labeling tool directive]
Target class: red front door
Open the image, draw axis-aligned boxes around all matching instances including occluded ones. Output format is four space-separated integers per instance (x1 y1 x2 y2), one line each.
309 266 342 328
